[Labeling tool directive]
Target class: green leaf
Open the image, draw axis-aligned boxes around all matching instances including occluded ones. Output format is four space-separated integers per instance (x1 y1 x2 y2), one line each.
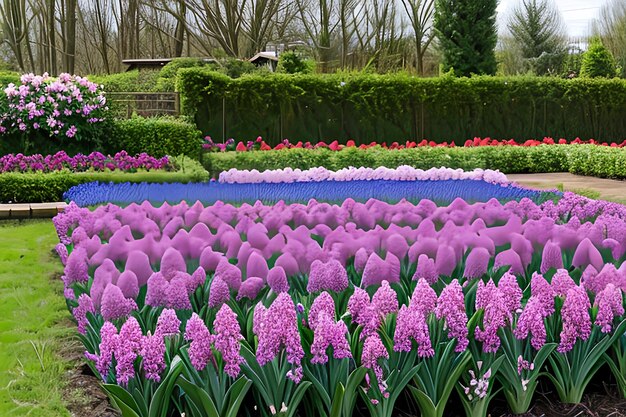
224 378 253 417
176 375 219 417
329 383 344 417
103 384 142 417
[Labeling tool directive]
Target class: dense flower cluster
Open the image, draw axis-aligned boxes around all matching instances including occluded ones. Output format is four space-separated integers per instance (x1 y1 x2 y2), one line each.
202 136 626 152
0 151 170 173
218 166 509 185
0 73 107 139
64 177 550 208
55 192 626 417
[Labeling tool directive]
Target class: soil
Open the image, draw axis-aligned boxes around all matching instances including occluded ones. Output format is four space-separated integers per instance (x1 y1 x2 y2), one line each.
59 321 120 417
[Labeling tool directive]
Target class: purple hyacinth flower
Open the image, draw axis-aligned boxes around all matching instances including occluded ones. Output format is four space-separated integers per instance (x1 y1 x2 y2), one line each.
267 266 290 293
540 241 563 274
208 276 231 308
160 248 186 280
215 259 242 291
100 284 138 321
236 277 265 300
463 247 491 279
413 254 438 284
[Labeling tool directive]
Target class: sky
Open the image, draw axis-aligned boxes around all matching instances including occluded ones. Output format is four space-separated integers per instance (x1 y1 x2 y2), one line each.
496 0 609 38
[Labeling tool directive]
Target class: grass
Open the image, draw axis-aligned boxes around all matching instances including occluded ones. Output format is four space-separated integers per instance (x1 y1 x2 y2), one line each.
0 220 74 416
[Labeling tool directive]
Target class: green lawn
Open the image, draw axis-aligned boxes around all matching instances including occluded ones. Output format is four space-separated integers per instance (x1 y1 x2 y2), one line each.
0 220 74 416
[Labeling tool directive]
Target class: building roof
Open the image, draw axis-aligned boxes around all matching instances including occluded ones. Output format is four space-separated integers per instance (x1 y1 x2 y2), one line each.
249 52 279 63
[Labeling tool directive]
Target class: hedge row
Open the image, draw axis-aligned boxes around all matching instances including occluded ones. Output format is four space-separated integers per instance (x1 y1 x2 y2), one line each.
204 144 626 179
111 117 203 158
177 69 626 146
0 156 209 203
0 116 202 158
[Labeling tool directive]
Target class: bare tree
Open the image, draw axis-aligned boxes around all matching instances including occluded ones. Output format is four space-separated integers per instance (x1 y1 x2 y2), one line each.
0 0 34 70
400 0 434 75
594 0 626 77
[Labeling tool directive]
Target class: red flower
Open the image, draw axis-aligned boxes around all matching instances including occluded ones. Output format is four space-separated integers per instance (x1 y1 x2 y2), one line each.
235 142 247 152
346 140 356 147
260 142 271 151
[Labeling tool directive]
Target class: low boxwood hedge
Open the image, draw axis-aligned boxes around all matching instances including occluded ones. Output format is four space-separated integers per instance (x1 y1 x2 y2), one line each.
0 155 209 203
204 144 623 179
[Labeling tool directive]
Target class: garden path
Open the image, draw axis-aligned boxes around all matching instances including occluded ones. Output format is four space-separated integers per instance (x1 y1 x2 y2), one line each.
509 172 626 203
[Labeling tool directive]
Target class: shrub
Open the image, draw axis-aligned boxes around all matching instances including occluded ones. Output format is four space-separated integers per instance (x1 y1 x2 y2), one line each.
112 116 203 158
0 160 209 203
580 39 619 78
0 71 20 87
204 144 626 180
0 73 109 155
277 51 314 74
89 70 162 92
177 70 626 145
157 58 218 91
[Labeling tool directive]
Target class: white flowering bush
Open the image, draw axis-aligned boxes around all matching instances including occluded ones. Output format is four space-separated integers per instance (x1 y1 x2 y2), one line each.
0 73 108 153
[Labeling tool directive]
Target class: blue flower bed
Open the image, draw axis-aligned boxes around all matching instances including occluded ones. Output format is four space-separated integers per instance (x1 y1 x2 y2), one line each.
64 179 557 207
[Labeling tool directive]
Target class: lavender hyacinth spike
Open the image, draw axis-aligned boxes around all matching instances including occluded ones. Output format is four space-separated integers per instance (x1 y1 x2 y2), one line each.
215 259 242 291
514 296 548 350
155 308 181 337
540 241 563 274
354 248 369 274
308 259 349 293
498 272 522 313
237 277 265 301
254 293 304 383
435 245 457 277
184 313 214 371
267 266 290 293
551 269 576 297
594 284 625 333
72 294 95 335
117 271 140 299
310 313 352 364
372 280 399 317
435 280 469 352
160 247 187 280
142 331 166 382
361 334 389 395
125 250 154 287
64 247 89 284
394 304 433 357
100 284 138 321
213 304 244 378
361 252 388 287
493 249 525 276
116 317 143 386
463 247 491 279
558 285 591 353
247 251 269 280
309 291 336 329
94 321 118 379
167 274 192 310
411 278 438 315
413 254 438 284
146 272 169 308
209 275 231 308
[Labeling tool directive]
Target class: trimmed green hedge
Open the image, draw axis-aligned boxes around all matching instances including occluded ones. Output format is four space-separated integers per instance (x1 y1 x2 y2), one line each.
204 144 626 179
0 156 209 203
112 117 203 158
177 69 626 146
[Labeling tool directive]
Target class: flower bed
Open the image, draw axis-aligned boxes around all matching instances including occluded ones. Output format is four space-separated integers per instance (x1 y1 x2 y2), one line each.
0 151 170 173
55 191 626 417
0 156 209 203
217 166 508 184
205 144 626 180
63 177 550 207
203 136 626 152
